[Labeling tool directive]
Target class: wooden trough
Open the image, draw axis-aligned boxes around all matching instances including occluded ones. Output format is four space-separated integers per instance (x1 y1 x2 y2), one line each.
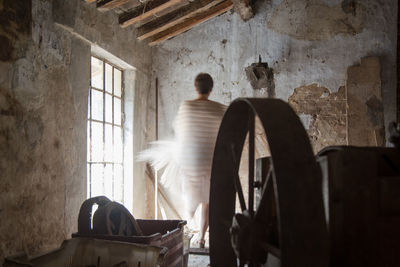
73 196 186 267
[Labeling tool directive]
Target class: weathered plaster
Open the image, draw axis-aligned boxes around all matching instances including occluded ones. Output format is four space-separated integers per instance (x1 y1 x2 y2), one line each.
289 84 347 153
0 0 153 262
133 69 155 219
0 0 31 61
267 0 365 41
53 0 152 74
152 0 397 149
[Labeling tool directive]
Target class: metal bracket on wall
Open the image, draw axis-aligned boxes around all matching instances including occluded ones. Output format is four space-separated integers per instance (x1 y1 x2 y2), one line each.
245 55 275 97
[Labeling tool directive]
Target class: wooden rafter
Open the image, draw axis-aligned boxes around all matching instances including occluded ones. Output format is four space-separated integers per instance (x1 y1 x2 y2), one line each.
137 0 225 41
97 0 130 12
87 0 249 45
119 0 185 28
148 0 233 46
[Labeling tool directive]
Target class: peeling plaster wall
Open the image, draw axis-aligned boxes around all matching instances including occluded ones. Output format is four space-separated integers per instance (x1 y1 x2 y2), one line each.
289 84 347 153
0 0 153 261
152 0 397 150
268 0 366 41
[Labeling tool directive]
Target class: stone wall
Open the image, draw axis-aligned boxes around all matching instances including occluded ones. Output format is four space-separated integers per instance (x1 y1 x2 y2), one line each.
0 0 398 261
152 0 397 151
0 0 153 261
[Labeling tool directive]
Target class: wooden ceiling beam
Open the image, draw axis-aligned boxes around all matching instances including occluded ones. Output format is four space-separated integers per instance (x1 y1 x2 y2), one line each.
137 0 225 41
85 0 97 3
148 0 233 46
119 0 185 28
97 0 130 12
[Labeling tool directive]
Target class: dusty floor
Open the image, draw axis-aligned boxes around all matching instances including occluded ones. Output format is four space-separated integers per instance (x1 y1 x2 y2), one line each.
187 230 210 266
188 254 210 267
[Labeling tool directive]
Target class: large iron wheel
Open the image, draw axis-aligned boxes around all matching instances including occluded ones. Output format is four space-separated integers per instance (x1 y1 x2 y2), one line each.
209 98 329 267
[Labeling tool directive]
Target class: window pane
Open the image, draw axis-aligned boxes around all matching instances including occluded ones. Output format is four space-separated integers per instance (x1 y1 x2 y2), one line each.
105 63 113 93
91 57 103 89
114 68 121 97
104 124 113 162
91 89 103 121
114 126 123 163
91 122 103 162
87 122 91 161
104 164 113 199
87 163 91 198
91 163 104 197
114 164 123 203
105 94 112 123
88 91 91 119
114 97 121 125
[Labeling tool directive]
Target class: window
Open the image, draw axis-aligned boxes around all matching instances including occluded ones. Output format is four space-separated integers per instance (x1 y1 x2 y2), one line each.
87 56 125 204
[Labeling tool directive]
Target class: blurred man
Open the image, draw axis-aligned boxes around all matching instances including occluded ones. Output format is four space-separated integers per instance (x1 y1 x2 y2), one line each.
174 73 226 247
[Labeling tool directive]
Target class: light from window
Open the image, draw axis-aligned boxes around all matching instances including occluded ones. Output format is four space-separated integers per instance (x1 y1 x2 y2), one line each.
87 56 125 204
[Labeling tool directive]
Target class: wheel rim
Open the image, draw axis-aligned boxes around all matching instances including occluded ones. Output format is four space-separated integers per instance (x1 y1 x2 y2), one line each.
209 98 329 267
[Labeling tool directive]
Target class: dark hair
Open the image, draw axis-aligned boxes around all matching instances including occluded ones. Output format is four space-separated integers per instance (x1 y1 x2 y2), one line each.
194 73 213 94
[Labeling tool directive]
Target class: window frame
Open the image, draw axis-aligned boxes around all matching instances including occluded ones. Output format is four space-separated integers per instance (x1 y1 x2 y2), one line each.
87 55 125 203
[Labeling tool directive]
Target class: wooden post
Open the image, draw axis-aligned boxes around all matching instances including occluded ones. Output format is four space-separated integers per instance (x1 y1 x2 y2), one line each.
155 78 159 219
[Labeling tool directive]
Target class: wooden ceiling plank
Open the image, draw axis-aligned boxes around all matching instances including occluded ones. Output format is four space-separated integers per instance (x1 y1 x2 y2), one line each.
119 0 185 28
97 0 130 12
137 0 225 41
134 2 189 28
148 0 233 46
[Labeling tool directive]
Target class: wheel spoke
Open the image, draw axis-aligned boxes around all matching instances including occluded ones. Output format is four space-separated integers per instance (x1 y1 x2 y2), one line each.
259 242 281 258
231 144 247 212
248 113 255 216
255 169 273 221
254 169 280 251
235 173 247 212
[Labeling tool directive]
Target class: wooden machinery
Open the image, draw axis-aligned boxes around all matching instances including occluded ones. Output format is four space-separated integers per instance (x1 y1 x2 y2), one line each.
209 98 400 267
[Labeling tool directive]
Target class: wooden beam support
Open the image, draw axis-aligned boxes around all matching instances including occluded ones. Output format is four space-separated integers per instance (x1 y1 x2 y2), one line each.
137 0 225 41
85 0 97 3
232 0 254 21
119 0 184 28
97 0 129 12
148 0 233 46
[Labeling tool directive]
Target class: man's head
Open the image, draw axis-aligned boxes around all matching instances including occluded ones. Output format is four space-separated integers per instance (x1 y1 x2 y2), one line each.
194 73 213 95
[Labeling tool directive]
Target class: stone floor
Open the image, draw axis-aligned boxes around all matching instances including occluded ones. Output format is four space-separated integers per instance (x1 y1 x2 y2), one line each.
186 230 210 267
188 254 210 267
